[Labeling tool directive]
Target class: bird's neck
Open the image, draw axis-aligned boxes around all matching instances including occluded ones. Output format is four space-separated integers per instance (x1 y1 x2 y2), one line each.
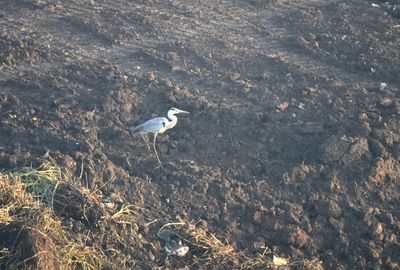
166 113 178 129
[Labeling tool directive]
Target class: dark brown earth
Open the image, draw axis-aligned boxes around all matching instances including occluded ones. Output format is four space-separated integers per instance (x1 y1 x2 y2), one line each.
1 0 400 269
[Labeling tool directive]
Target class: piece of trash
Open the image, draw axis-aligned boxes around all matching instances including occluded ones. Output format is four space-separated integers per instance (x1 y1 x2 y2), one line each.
165 245 189 257
273 255 288 266
379 82 388 91
371 3 380 8
159 229 189 257
165 241 189 257
276 102 289 112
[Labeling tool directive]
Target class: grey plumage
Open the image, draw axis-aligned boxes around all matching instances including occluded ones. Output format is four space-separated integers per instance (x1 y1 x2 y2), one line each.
131 117 168 134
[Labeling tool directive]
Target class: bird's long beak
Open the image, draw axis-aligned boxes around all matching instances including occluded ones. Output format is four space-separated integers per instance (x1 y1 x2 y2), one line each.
177 109 190 114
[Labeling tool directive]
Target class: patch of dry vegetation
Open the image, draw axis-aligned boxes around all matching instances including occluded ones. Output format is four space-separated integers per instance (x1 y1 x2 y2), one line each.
0 163 103 269
0 163 323 269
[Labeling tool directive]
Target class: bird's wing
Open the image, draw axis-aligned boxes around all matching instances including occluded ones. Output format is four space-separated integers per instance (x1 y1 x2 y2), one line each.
131 117 168 134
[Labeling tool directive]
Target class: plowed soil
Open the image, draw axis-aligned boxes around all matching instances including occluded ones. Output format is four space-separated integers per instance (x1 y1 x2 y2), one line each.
1 0 400 269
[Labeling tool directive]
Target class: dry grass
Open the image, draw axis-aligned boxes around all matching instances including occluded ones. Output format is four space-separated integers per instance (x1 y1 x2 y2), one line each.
0 163 104 270
307 259 324 270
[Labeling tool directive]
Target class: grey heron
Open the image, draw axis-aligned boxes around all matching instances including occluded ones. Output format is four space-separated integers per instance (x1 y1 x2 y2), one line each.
131 108 189 164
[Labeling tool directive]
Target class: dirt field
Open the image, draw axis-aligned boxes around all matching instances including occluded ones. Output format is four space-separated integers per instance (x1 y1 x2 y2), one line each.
1 0 400 269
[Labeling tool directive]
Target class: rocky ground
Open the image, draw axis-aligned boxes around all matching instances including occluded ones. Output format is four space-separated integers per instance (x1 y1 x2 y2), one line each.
0 0 399 269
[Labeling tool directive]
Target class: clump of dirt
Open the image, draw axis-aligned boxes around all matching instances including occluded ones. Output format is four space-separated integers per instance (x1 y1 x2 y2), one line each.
0 222 59 269
0 32 52 68
51 181 107 225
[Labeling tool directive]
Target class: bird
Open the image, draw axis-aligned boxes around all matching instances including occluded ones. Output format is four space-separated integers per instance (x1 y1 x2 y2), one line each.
131 108 189 164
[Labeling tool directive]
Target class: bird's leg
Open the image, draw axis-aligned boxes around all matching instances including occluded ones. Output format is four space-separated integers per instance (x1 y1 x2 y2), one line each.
141 134 151 151
153 132 161 165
